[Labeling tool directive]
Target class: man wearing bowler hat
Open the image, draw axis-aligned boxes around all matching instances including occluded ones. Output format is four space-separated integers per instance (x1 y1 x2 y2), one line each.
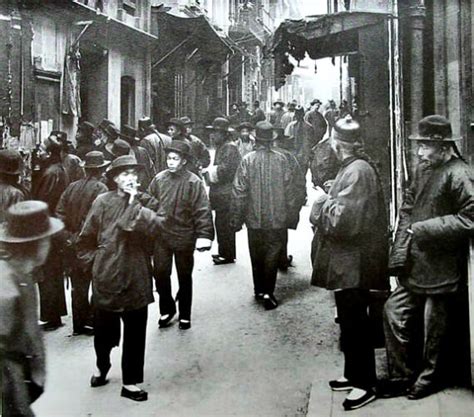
77 154 163 401
0 200 64 417
232 121 299 310
180 116 211 177
380 115 474 400
0 149 29 222
147 140 214 330
269 98 285 128
56 151 110 336
310 115 388 410
305 99 327 145
204 117 241 265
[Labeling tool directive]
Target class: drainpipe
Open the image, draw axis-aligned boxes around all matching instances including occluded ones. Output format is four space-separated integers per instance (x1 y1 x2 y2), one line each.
408 1 425 132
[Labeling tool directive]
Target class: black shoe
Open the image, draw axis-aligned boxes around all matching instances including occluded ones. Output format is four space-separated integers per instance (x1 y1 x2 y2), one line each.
329 379 353 391
278 255 294 271
213 256 235 265
376 379 410 398
342 389 376 411
72 326 94 336
121 387 148 402
212 254 221 260
407 383 439 400
40 321 64 332
179 320 191 330
158 311 176 328
263 294 278 310
254 293 265 301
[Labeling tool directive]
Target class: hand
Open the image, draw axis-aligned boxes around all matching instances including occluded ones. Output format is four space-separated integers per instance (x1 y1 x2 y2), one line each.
312 186 327 203
123 183 139 204
196 238 212 252
323 180 334 193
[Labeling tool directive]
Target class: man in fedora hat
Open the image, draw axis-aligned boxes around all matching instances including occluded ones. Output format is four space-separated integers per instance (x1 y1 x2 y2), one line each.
284 105 314 174
53 130 85 183
204 117 241 265
232 121 299 310
269 99 285 128
75 121 96 160
0 149 29 222
91 119 115 152
380 115 474 400
56 151 110 336
138 117 168 174
310 115 388 411
180 116 211 177
234 122 255 158
0 200 64 417
120 125 155 190
280 99 298 130
34 132 70 331
77 155 161 401
147 140 214 330
305 99 327 146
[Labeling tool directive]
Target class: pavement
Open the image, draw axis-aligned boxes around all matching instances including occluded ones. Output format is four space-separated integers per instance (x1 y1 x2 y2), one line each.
32 181 473 417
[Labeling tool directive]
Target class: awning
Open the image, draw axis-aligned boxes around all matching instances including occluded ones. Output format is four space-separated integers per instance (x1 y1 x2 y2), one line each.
270 11 390 61
152 12 232 66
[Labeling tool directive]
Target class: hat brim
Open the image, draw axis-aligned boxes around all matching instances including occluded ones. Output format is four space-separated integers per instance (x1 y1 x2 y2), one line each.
105 163 143 179
0 217 64 243
255 135 277 142
105 143 132 157
408 135 462 142
205 126 235 132
273 101 284 106
80 160 111 169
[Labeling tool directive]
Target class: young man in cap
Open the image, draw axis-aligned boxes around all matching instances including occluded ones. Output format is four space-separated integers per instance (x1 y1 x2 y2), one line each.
138 117 168 174
305 99 327 145
180 116 211 176
77 155 160 401
147 140 214 329
34 133 70 331
380 115 474 400
234 122 255 158
75 121 95 160
310 115 388 410
0 200 64 417
56 151 110 336
232 121 299 310
204 117 242 265
0 149 28 222
250 100 266 126
269 99 285 128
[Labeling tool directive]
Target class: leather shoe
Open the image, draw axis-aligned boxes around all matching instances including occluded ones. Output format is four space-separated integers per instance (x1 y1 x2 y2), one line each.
121 387 148 401
158 310 176 328
213 256 235 265
407 383 439 400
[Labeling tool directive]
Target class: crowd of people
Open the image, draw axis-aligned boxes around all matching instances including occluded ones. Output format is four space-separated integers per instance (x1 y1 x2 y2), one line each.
1 97 472 415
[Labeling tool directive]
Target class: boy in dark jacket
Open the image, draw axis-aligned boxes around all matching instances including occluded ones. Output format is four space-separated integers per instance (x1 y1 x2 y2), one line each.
147 140 214 330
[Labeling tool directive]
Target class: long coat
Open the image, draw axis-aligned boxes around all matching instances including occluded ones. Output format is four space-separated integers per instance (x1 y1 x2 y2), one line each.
311 156 389 290
304 109 327 143
76 191 158 312
389 157 474 294
232 146 300 230
140 129 167 174
1 261 46 417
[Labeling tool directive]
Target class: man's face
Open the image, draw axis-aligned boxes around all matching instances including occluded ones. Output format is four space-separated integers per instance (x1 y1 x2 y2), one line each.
167 125 180 138
274 103 282 110
167 151 186 172
114 168 139 191
92 129 106 147
313 103 321 111
240 128 250 138
212 130 226 145
185 125 193 135
330 138 343 161
417 142 445 168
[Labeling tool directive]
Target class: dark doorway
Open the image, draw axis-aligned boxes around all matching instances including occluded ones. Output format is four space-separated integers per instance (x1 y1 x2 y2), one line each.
121 75 136 128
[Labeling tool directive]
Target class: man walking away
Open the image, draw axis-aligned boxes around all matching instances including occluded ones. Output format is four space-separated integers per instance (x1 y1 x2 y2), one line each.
310 115 389 411
232 121 299 310
147 140 214 330
138 117 168 174
380 115 474 400
56 151 110 336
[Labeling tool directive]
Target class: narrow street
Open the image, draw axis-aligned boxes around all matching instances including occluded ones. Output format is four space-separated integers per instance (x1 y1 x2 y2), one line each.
32 189 342 417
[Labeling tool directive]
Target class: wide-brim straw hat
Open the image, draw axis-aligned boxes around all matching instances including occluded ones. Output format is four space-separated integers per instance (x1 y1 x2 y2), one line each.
0 200 64 243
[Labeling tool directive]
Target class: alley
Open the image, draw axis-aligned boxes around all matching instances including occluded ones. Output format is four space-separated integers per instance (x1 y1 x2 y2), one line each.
32 198 342 417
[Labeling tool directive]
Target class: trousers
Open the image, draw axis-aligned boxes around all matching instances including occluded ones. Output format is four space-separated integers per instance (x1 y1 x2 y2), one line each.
93 306 148 385
70 266 92 331
247 228 286 296
154 241 194 321
215 207 236 260
383 285 450 388
334 289 376 390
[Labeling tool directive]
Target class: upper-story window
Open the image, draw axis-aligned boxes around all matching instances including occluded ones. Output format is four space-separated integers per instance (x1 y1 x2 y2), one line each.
122 0 137 16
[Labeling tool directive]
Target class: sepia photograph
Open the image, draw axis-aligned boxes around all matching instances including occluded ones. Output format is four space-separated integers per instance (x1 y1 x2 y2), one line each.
0 0 473 416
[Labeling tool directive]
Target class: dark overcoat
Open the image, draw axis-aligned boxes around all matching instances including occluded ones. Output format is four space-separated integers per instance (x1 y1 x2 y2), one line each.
311 156 389 290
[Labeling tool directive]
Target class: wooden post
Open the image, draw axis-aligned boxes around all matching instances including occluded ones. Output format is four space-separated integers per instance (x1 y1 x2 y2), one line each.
469 156 474 386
